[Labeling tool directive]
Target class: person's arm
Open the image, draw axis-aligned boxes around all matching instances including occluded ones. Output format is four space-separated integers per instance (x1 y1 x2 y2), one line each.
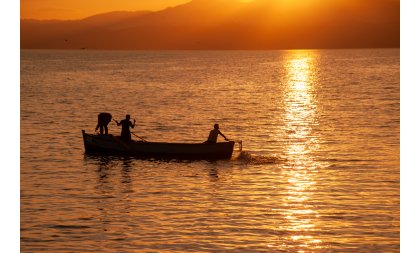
114 119 121 126
131 119 136 128
218 130 229 141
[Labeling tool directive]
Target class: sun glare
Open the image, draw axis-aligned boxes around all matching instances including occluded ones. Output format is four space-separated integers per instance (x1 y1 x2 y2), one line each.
274 50 330 251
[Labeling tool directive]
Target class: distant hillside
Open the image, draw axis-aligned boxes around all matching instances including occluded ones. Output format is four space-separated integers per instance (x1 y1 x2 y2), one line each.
21 0 400 50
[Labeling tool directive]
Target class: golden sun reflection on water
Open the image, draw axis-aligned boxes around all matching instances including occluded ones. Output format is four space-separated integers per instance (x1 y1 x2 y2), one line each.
277 51 328 251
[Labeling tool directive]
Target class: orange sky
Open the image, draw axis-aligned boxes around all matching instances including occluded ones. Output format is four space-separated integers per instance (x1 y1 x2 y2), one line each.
21 0 252 20
21 0 399 49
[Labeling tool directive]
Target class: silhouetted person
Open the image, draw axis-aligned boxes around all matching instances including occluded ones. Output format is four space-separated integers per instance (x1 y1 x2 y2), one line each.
205 124 229 143
114 114 136 141
95 112 112 135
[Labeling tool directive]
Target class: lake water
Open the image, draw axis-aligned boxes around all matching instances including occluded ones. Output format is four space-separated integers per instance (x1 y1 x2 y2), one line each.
21 49 400 252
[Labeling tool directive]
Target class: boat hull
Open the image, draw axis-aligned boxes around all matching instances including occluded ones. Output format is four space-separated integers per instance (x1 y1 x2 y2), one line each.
82 130 235 160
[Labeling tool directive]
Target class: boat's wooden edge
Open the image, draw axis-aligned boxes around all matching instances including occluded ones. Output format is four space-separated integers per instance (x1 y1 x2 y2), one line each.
82 130 235 146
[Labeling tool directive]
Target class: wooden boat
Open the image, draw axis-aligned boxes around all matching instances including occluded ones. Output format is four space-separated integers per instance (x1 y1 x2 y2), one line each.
82 130 237 160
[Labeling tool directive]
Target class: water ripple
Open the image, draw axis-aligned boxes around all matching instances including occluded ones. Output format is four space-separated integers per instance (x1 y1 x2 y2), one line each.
21 49 399 252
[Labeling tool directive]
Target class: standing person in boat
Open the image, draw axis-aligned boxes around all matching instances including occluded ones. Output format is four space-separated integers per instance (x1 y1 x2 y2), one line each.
114 114 136 141
205 124 229 144
95 112 112 135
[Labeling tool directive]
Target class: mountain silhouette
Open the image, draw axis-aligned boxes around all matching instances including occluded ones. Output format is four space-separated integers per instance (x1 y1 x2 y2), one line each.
21 0 399 50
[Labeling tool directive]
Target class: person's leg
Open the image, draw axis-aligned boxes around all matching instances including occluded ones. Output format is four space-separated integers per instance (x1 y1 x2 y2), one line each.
99 125 104 135
104 125 108 135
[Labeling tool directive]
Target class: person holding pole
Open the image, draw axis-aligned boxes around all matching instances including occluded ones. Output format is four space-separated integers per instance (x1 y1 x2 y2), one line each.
114 114 135 141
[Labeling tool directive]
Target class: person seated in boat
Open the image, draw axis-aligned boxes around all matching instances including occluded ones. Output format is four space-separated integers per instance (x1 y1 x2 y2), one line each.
114 114 136 141
95 112 112 135
204 124 229 144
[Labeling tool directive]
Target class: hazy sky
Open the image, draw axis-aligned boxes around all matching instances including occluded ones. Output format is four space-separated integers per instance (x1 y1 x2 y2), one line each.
21 0 399 50
21 0 253 20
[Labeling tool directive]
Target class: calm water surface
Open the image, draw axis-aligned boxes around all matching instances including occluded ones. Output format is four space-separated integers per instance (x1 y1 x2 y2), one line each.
21 49 400 252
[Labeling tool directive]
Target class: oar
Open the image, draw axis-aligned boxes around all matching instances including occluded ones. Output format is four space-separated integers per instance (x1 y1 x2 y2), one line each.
131 132 147 142
228 139 243 152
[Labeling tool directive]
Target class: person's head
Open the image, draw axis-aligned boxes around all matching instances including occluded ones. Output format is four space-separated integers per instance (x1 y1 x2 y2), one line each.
214 124 219 129
126 114 130 120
